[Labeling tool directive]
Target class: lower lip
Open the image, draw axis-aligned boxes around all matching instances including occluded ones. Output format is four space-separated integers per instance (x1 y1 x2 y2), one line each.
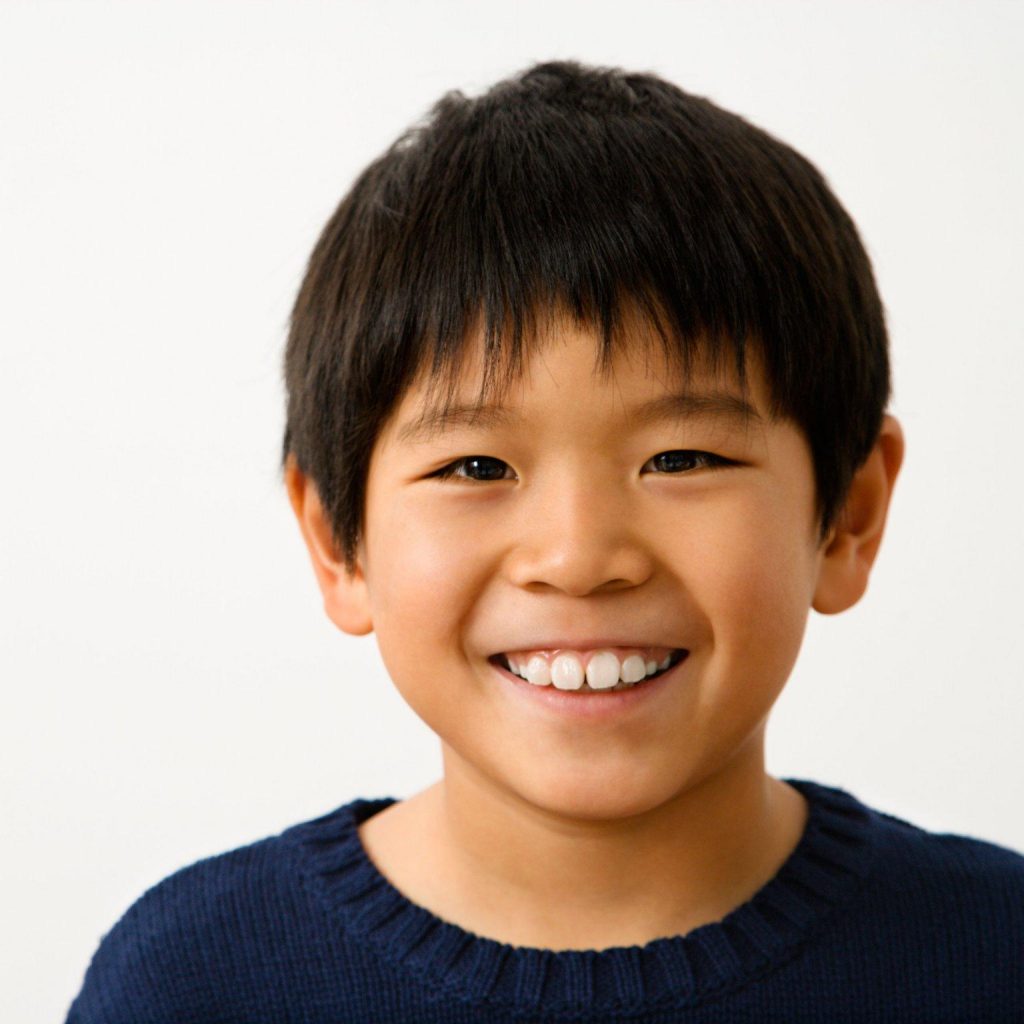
491 653 688 720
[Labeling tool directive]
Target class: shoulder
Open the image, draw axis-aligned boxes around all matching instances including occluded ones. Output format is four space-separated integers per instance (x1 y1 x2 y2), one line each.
65 804 358 1023
147 825 300 909
871 802 1024 879
110 823 303 944
861 799 1024 930
787 780 1024 1014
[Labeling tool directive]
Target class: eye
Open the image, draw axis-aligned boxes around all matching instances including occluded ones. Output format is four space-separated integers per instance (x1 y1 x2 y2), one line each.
644 450 733 473
431 456 515 482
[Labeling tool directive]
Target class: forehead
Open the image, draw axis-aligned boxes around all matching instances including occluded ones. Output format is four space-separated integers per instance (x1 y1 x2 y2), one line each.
388 305 770 444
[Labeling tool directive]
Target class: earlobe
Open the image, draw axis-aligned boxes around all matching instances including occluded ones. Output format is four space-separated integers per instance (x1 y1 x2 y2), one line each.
284 456 374 636
812 415 905 615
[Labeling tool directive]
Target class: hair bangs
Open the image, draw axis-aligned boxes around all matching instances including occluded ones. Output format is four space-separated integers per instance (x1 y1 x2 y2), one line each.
381 95 769 420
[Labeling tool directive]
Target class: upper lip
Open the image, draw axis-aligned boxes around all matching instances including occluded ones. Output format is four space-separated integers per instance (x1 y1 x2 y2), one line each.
491 639 685 655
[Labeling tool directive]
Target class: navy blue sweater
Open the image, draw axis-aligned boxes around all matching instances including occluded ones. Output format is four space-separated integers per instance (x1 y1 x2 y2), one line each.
65 778 1024 1022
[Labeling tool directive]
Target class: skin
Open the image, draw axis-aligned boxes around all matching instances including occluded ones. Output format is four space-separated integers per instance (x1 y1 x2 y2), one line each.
286 309 904 951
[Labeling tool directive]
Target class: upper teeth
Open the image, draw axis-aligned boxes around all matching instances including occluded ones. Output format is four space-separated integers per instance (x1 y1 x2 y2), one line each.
502 649 679 691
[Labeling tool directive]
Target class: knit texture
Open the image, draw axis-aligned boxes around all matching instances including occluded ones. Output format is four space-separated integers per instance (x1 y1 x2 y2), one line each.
65 778 1024 1023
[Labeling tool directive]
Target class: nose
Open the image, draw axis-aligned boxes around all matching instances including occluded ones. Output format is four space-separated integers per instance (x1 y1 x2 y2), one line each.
504 472 654 596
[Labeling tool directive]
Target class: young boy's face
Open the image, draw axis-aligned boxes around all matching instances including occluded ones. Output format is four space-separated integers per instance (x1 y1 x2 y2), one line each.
305 310 879 822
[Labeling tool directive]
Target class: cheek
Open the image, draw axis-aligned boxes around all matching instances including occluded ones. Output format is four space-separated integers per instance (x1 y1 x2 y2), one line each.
696 498 818 678
365 504 504 751
365 497 490 670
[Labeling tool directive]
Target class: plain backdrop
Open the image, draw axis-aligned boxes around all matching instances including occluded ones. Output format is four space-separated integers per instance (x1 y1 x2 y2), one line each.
2 1 1022 1019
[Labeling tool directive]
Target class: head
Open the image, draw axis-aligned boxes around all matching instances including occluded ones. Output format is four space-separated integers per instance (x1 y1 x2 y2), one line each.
282 61 903 819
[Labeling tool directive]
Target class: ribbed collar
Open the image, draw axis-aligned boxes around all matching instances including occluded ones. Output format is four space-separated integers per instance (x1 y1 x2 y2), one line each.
282 778 877 1017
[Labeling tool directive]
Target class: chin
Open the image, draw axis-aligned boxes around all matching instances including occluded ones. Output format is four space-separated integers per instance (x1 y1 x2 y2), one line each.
512 766 688 824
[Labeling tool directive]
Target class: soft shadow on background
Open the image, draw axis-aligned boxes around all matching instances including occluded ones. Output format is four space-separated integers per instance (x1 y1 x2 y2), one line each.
1 2 1021 1020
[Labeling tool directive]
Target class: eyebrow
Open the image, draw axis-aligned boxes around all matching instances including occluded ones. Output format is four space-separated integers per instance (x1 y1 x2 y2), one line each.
396 389 763 445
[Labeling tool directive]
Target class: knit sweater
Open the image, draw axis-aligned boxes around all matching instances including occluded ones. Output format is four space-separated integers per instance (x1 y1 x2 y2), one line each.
65 778 1024 1023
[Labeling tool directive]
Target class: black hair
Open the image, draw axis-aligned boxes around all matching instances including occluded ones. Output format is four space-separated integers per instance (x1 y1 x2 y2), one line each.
282 60 890 572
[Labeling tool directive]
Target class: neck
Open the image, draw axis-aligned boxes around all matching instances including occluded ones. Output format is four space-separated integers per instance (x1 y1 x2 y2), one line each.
363 734 808 951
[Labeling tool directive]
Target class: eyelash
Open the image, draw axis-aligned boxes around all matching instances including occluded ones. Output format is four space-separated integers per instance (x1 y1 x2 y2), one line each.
430 451 734 483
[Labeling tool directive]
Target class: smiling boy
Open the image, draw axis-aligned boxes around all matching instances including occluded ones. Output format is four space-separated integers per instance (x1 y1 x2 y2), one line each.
304 317 858 953
67 61 1023 1022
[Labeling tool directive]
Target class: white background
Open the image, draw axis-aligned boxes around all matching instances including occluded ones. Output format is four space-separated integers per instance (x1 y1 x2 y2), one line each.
2 1 1022 1019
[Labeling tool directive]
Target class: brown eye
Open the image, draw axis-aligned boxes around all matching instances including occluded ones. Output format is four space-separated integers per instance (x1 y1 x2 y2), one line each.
434 456 512 482
647 451 730 473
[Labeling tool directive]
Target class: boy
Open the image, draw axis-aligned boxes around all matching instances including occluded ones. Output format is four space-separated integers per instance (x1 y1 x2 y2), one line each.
66 61 1023 1022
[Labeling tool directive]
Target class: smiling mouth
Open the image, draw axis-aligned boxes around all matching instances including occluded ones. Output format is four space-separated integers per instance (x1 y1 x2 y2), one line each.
487 651 688 692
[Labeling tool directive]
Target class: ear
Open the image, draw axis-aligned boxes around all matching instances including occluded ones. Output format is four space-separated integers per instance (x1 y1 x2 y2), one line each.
812 414 905 615
284 455 374 636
